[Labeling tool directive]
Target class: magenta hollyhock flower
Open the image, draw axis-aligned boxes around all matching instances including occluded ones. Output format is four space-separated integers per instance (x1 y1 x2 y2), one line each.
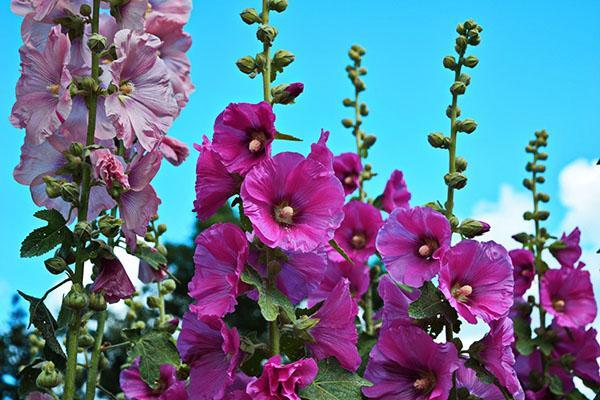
106 29 178 151
513 349 573 394
241 152 345 252
307 260 369 307
333 153 362 195
479 318 524 399
193 136 240 220
377 275 419 332
246 355 318 400
138 247 167 283
224 373 253 400
553 325 600 384
329 200 383 264
90 149 130 191
381 169 411 213
307 279 360 371
177 312 242 400
10 25 72 144
439 240 514 324
159 135 190 166
550 227 582 268
509 249 535 297
148 0 192 23
363 325 459 400
376 206 452 287
540 267 596 328
189 223 248 318
455 361 503 400
120 358 187 400
212 102 277 175
285 82 304 102
307 129 333 169
145 14 194 110
91 256 135 303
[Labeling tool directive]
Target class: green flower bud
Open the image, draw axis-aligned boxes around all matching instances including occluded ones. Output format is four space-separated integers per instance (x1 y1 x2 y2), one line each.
523 211 534 221
358 67 367 75
355 79 366 92
448 215 460 230
522 178 533 190
427 132 449 149
43 176 63 199
98 214 122 238
236 56 256 75
537 152 548 160
536 176 545 183
450 81 466 95
363 135 377 149
256 25 278 45
359 103 369 116
456 118 477 134
74 221 93 243
525 145 535 153
425 201 444 213
79 76 100 95
78 333 95 348
443 55 456 70
88 33 107 53
525 162 534 172
446 105 461 118
89 292 107 311
132 321 146 330
444 172 467 189
271 83 304 105
36 361 62 389
342 98 354 107
464 19 477 30
157 224 167 235
455 36 467 52
273 50 295 68
45 256 67 275
458 73 471 86
536 211 550 220
534 164 546 173
268 0 288 12
458 219 490 238
60 182 80 204
512 232 531 244
146 296 161 309
463 55 479 68
456 23 466 34
80 4 92 16
468 32 481 46
64 284 89 311
342 119 354 128
537 193 550 203
455 157 468 172
240 8 261 24
156 243 168 256
69 142 84 157
348 49 361 62
161 279 177 294
351 44 366 56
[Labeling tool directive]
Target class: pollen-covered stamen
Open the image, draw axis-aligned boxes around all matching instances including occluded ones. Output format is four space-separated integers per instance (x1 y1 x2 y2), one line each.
275 205 294 225
120 82 135 95
47 84 60 96
413 372 436 394
146 2 152 15
417 238 438 258
248 139 263 153
248 130 268 153
552 299 566 312
351 233 366 249
343 175 355 186
452 284 473 303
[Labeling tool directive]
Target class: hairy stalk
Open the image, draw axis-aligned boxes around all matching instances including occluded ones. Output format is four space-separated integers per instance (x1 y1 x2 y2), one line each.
85 311 107 400
444 53 464 218
63 0 101 398
157 281 166 324
261 0 271 103
353 89 365 202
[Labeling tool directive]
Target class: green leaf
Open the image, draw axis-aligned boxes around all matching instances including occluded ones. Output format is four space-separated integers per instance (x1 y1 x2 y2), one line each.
275 132 303 141
548 374 565 395
300 358 372 400
20 209 72 258
128 330 180 388
241 269 296 322
513 317 535 355
515 338 536 356
357 333 377 376
408 281 446 319
136 245 167 269
328 239 354 265
17 359 45 397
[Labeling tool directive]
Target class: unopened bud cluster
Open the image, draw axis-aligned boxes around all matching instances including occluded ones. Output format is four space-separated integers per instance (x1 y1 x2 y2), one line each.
522 130 551 222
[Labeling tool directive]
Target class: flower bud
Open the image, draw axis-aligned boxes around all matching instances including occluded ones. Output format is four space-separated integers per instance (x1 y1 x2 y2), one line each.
240 8 261 24
463 55 479 68
355 79 366 92
360 103 369 116
522 178 533 190
536 211 550 220
363 135 377 149
537 152 548 160
343 98 354 107
269 0 288 12
156 316 179 334
236 56 256 74
458 73 471 86
536 176 545 183
427 132 449 149
78 333 95 348
64 284 89 311
69 142 84 157
443 55 456 70
98 214 122 238
351 44 366 56
132 321 146 330
80 4 91 16
446 105 461 118
456 23 466 34
450 81 466 95
448 215 459 230
60 182 80 204
273 49 295 68
74 221 93 243
146 296 161 309
458 219 490 238
455 36 467 53
464 19 477 30
342 119 354 128
256 25 278 45
45 256 67 275
161 279 177 294
88 33 107 53
271 82 304 105
89 292 107 311
455 157 468 172
157 224 167 235
444 172 467 189
43 176 63 199
512 232 530 244
468 33 481 46
348 49 360 62
156 243 168 256
456 118 477 134
534 164 546 173
36 361 62 389
537 192 550 202
359 67 367 75
523 211 534 220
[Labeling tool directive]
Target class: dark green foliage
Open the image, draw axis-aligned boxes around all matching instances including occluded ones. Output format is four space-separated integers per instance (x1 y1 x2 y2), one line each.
0 296 32 399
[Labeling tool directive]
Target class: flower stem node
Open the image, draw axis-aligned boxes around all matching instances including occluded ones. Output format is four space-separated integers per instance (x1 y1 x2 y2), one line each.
89 292 107 311
36 361 63 389
257 25 278 45
268 0 288 13
444 172 467 189
240 8 262 25
64 284 89 311
45 256 68 275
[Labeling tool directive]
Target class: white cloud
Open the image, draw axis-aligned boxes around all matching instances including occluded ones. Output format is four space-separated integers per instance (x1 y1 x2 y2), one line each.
471 184 531 249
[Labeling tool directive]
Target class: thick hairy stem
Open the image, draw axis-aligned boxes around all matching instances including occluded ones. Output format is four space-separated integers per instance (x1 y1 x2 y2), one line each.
445 61 463 218
63 0 101 398
261 0 271 103
353 88 365 202
157 281 166 325
85 311 107 400
531 167 547 372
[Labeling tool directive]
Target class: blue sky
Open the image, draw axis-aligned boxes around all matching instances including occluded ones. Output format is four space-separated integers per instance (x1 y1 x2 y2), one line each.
1 1 599 320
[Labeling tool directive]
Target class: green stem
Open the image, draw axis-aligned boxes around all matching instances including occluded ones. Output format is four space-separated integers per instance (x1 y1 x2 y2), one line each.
85 311 107 400
267 259 280 355
353 87 365 202
63 1 101 398
157 281 166 325
364 286 374 336
445 59 463 218
261 0 271 103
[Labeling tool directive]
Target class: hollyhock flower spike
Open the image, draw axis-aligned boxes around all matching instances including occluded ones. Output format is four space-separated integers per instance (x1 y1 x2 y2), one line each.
212 102 277 175
540 267 596 328
189 223 248 318
10 25 72 144
377 274 419 332
439 240 514 324
106 29 179 151
333 152 363 195
120 357 187 400
159 135 190 166
245 355 318 400
241 152 345 252
478 317 525 399
329 200 383 264
549 227 582 268
376 206 452 287
509 249 536 297
91 256 135 303
552 325 600 384
177 312 241 400
307 260 369 307
455 360 504 400
193 136 240 220
307 279 360 371
381 169 411 213
363 325 460 400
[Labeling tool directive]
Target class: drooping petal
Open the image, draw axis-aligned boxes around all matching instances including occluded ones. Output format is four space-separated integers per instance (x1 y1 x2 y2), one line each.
91 256 135 303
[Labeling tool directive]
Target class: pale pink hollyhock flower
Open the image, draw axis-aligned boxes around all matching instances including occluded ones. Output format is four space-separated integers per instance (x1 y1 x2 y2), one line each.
381 169 411 213
11 25 72 144
212 102 277 175
439 240 514 324
115 0 148 31
376 206 451 287
307 260 369 307
148 0 192 23
509 249 535 297
241 152 345 253
120 357 187 400
25 392 53 400
377 274 419 332
106 29 178 151
308 279 360 371
91 256 135 303
159 135 190 166
540 267 596 328
177 312 242 400
193 136 240 220
333 152 362 195
90 149 130 190
363 325 459 400
246 355 318 400
138 247 167 283
189 223 248 318
60 96 116 142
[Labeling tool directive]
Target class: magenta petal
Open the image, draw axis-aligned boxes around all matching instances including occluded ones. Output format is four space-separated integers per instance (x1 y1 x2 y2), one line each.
377 275 419 332
159 135 190 166
120 358 187 400
455 360 504 400
308 129 334 170
120 184 161 243
246 355 318 400
308 260 369 307
91 256 135 303
381 169 411 213
332 152 362 195
509 249 535 297
551 227 582 268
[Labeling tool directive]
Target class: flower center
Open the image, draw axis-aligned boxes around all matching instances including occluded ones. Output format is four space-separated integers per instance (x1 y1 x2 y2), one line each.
120 82 135 95
248 130 267 153
418 238 438 258
343 175 355 186
248 139 263 153
275 205 294 225
47 84 60 96
552 299 566 312
413 372 436 394
351 233 366 249
451 284 473 303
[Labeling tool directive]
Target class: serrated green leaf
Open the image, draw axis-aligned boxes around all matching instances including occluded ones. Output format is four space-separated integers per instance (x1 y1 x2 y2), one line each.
20 209 72 258
128 330 180 388
300 358 372 400
408 281 446 319
275 132 303 141
241 269 296 322
328 239 354 265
